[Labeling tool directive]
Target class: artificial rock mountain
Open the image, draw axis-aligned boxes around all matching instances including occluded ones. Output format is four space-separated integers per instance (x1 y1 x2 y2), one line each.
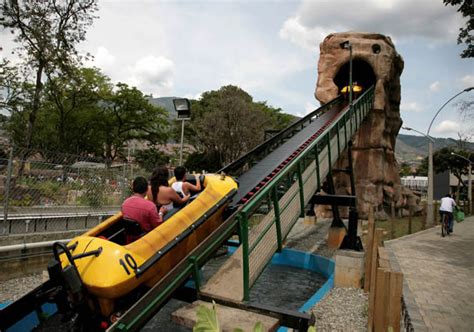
315 32 417 219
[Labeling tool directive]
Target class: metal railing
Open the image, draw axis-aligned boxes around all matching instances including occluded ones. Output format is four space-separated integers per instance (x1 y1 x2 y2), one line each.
0 147 146 234
235 87 374 300
219 96 343 176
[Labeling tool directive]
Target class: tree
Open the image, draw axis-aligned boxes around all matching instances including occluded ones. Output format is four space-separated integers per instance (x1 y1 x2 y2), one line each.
37 67 111 154
134 148 170 172
444 0 473 58
418 147 473 186
416 161 428 176
185 151 221 173
0 59 27 115
255 101 296 131
5 66 111 155
399 161 413 177
188 85 293 169
5 68 170 164
1 0 98 155
97 83 169 165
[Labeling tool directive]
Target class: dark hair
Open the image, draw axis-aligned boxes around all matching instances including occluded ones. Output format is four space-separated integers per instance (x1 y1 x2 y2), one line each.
174 166 186 181
445 193 451 198
150 166 169 202
133 176 148 194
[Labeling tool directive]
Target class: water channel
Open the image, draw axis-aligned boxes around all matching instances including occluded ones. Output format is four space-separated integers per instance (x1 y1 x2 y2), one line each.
143 249 327 331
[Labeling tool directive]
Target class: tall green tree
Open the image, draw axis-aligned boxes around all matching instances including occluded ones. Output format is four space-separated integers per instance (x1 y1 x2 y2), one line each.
418 147 473 185
98 83 169 165
187 85 294 168
134 148 170 172
0 0 98 155
399 161 413 177
6 68 170 164
444 0 473 58
0 59 27 115
39 67 112 154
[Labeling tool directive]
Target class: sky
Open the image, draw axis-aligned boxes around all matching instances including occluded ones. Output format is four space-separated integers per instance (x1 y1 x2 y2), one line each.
1 0 473 140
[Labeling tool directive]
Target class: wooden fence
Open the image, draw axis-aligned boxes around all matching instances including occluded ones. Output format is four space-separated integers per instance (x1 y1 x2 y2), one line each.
364 207 404 331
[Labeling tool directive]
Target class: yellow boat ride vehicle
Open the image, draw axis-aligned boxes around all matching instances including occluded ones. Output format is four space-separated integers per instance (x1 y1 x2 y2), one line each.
52 173 238 317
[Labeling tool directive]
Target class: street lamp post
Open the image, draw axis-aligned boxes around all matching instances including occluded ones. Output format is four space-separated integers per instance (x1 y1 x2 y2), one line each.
173 98 191 166
412 86 474 226
340 41 353 105
451 152 473 215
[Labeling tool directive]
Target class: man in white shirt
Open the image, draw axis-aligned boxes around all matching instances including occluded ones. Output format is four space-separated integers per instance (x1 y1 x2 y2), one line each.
439 194 456 234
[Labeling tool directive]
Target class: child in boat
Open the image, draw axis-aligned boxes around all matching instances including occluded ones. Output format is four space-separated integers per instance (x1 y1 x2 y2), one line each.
171 166 201 199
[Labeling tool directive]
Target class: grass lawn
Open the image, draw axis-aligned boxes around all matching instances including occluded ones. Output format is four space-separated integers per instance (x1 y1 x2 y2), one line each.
362 216 428 242
362 210 471 242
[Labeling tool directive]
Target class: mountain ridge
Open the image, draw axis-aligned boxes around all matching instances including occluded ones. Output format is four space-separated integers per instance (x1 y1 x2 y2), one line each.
395 134 474 163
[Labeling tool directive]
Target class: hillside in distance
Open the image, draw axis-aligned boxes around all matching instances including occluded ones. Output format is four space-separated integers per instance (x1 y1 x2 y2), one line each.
395 134 474 163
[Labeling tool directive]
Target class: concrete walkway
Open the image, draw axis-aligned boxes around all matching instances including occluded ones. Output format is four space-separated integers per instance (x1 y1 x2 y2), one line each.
386 216 474 331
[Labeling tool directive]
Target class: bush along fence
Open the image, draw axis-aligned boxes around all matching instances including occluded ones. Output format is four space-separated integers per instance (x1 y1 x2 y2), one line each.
0 146 146 235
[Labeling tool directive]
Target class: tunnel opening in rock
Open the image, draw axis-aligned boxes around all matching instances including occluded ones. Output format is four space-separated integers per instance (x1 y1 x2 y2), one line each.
333 60 376 93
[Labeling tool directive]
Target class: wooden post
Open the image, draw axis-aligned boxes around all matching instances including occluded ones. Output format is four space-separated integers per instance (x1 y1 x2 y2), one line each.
373 268 390 331
387 271 403 331
434 201 439 225
408 206 413 234
364 205 375 292
378 247 391 269
422 201 427 230
367 228 384 330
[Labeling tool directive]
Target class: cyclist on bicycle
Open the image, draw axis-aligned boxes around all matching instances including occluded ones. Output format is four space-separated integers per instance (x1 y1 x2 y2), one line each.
439 194 456 234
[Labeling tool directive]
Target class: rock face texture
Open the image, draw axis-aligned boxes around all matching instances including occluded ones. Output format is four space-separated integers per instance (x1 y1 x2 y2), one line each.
315 32 413 219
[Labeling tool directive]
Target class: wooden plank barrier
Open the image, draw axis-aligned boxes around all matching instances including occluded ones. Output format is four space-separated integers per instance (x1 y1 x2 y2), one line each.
363 206 375 293
366 211 404 332
367 228 384 330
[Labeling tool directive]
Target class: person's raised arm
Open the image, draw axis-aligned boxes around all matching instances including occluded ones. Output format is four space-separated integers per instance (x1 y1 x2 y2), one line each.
185 174 201 193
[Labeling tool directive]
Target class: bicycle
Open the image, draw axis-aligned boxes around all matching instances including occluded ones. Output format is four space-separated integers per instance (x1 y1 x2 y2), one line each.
440 212 450 237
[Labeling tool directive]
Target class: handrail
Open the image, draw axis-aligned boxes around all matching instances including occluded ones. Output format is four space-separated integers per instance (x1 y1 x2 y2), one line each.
218 96 343 175
236 86 374 300
241 87 373 215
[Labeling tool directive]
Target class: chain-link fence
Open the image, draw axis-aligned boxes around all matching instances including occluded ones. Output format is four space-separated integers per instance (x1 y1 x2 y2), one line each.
0 146 147 235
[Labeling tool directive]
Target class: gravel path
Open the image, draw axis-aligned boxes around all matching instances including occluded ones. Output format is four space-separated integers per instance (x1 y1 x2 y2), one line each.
286 218 368 331
312 288 368 331
0 272 46 303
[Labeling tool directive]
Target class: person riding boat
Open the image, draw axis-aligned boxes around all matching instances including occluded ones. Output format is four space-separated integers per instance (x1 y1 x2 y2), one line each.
148 165 190 219
171 166 201 200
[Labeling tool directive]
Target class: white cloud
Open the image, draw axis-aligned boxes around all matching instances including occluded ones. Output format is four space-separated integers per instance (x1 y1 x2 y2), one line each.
430 81 440 92
279 17 333 51
87 46 116 73
183 92 202 101
401 101 423 113
460 75 474 88
305 101 317 114
433 120 460 134
280 0 464 50
127 55 175 97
